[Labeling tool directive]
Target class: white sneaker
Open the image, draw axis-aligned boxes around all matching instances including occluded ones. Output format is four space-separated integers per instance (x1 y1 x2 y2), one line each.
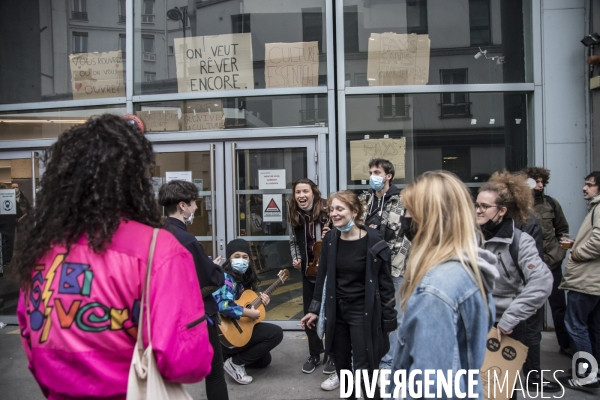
224 358 253 385
321 372 340 391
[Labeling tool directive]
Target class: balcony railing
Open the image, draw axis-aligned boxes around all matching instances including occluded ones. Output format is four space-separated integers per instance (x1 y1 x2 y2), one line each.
71 11 88 20
142 53 156 62
142 15 155 23
378 104 411 120
439 102 472 119
300 109 327 125
118 15 126 23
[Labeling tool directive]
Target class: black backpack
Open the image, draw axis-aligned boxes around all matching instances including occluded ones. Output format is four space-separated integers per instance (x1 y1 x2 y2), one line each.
510 216 544 286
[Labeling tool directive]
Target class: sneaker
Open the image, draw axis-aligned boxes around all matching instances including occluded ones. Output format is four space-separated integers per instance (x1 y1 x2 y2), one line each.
556 375 600 394
323 357 336 375
224 358 253 385
321 373 340 391
302 356 321 374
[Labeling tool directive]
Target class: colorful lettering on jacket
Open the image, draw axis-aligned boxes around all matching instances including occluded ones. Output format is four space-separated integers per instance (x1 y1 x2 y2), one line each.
28 254 139 343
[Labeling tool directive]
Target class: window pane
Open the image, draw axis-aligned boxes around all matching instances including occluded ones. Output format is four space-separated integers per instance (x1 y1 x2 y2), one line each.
0 1 126 104
144 1 154 15
134 0 328 95
345 93 528 193
343 0 528 86
134 94 328 132
0 106 127 140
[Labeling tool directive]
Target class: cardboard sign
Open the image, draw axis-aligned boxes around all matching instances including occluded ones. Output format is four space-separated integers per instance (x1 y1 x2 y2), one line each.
481 328 528 400
259 170 286 189
183 99 225 131
136 110 180 132
263 194 283 222
367 33 430 86
0 189 16 215
350 138 406 180
264 42 319 88
165 171 192 183
69 51 125 99
174 33 254 93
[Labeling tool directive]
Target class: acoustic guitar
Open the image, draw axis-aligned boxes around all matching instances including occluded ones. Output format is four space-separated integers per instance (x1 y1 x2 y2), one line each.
218 269 290 348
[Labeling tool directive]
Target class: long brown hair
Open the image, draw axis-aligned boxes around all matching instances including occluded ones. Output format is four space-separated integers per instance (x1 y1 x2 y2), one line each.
400 171 487 311
289 178 327 227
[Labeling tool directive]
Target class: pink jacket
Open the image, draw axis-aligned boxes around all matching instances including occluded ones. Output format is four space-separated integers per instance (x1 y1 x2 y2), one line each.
17 220 213 400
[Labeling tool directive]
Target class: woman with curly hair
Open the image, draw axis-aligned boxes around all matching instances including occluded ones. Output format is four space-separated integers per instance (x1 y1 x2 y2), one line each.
15 114 212 399
477 171 553 396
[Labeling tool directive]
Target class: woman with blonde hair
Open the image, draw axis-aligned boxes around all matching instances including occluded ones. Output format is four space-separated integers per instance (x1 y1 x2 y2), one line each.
393 171 499 399
301 190 397 399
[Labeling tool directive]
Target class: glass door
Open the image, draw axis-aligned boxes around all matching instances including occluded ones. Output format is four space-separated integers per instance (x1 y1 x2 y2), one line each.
225 139 318 328
0 151 40 322
152 143 226 259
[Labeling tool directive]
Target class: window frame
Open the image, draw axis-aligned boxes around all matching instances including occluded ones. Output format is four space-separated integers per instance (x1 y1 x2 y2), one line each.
72 32 88 54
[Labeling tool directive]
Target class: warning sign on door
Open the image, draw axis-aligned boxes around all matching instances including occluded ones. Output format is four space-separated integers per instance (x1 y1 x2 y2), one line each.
263 194 283 222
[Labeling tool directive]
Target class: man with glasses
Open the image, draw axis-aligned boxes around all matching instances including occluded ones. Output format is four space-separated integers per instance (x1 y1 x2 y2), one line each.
557 172 600 393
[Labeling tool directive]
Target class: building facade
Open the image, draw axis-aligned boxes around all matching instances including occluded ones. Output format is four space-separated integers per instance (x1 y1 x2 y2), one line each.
0 0 591 328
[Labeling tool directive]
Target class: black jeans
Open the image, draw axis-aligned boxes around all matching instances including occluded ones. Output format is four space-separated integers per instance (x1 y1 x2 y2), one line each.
548 265 570 349
205 320 229 400
524 308 543 377
222 322 283 367
332 299 379 400
302 273 325 358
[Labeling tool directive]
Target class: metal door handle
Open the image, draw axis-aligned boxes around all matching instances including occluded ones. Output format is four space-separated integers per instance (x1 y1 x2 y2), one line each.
209 143 217 257
231 143 238 238
31 151 38 207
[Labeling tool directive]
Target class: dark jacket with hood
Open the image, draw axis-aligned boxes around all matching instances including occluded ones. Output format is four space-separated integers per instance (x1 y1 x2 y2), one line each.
359 184 410 278
308 226 398 370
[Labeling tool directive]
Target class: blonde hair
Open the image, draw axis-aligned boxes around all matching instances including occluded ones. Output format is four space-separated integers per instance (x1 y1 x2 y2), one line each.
400 171 487 310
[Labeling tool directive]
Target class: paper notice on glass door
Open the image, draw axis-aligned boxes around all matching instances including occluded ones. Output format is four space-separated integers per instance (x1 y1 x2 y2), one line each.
263 194 283 222
258 170 286 189
165 171 192 183
0 189 16 215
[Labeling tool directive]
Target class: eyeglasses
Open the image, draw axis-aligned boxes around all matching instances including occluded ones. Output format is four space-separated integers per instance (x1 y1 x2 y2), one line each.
474 203 497 212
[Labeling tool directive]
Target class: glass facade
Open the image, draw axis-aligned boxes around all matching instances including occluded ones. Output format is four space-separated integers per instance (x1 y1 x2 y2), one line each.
0 0 535 323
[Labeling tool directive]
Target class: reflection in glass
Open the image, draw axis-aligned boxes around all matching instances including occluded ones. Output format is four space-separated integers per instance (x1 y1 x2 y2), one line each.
345 93 528 188
0 157 39 315
0 0 127 104
343 0 528 86
134 0 327 95
135 94 328 132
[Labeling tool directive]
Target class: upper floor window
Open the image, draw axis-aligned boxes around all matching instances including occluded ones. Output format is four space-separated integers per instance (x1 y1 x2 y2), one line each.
440 69 471 118
118 0 126 23
470 0 491 46
72 0 88 21
145 72 156 82
142 35 155 62
119 34 126 59
142 0 155 24
407 0 428 34
379 94 410 120
72 32 88 54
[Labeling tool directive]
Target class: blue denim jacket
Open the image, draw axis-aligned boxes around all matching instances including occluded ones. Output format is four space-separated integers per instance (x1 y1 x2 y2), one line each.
393 250 498 399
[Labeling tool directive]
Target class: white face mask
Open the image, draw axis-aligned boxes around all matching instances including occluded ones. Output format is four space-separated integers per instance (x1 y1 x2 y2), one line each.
182 204 194 225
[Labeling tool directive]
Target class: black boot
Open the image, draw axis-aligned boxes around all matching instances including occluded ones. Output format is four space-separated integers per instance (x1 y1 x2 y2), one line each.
527 372 562 393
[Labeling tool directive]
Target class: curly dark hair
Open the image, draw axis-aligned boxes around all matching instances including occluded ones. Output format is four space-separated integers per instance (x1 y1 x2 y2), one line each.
479 171 533 223
15 114 162 288
522 167 550 186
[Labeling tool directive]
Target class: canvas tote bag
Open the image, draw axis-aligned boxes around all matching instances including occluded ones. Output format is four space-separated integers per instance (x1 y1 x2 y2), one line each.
127 228 193 400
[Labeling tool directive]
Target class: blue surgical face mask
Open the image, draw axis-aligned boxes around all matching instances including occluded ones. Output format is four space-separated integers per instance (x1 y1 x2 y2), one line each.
369 175 385 191
231 258 249 274
336 218 355 233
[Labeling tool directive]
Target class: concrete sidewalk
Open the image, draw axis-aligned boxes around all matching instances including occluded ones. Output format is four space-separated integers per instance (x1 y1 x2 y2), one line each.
0 326 596 400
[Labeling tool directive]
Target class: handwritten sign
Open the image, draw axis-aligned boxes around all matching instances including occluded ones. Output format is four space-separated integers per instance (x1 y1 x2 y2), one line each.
136 110 180 132
174 33 254 93
367 33 430 86
350 138 406 180
69 51 125 99
264 42 319 88
183 100 224 130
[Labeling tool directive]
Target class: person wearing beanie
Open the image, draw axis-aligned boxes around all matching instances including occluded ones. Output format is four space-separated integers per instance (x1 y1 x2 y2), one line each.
213 238 283 385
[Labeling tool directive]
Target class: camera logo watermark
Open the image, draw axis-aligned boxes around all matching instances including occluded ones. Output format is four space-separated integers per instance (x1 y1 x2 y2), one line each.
572 351 598 385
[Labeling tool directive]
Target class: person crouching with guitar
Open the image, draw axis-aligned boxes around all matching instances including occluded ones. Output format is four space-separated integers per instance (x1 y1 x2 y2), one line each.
289 178 336 379
213 239 284 385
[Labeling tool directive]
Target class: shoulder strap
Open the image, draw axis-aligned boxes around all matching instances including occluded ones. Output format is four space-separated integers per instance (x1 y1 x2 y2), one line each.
136 228 159 349
545 195 556 213
508 228 527 285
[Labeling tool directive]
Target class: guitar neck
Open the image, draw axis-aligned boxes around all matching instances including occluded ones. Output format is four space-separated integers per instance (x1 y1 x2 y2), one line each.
251 277 284 308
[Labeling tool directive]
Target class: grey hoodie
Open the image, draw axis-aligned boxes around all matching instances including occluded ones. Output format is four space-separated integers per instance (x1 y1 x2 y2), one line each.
483 218 553 332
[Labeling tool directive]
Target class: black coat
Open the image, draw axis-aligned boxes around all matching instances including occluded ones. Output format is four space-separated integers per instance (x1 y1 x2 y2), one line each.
308 226 398 370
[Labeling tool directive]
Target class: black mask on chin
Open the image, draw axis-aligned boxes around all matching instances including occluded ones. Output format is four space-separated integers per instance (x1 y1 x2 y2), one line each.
401 215 416 242
480 211 502 240
534 189 544 198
